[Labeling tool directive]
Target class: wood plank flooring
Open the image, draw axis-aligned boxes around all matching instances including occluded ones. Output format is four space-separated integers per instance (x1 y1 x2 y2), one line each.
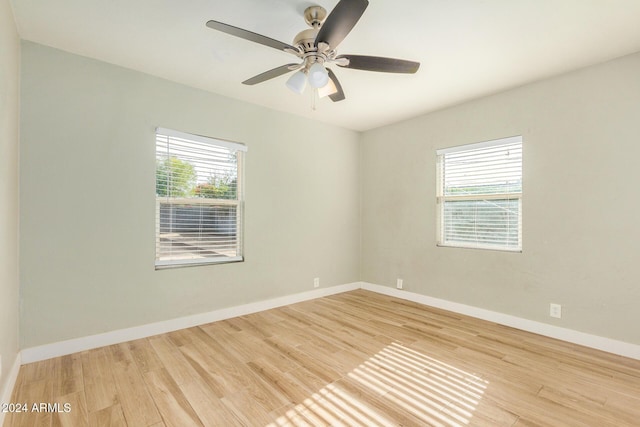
4 290 640 426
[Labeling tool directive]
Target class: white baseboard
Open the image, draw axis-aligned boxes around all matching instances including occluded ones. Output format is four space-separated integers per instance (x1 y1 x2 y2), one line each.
20 282 362 364
18 280 640 364
361 282 640 360
0 352 22 426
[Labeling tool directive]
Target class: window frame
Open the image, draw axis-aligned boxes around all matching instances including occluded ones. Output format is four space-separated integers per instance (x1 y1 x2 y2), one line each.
154 127 247 269
436 136 523 252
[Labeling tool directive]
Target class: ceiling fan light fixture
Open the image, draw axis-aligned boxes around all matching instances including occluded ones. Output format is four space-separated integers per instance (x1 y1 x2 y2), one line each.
206 0 419 103
308 62 329 88
286 70 307 94
317 77 338 98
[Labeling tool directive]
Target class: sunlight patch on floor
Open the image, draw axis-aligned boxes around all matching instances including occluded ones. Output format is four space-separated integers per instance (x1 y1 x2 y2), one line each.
269 341 489 426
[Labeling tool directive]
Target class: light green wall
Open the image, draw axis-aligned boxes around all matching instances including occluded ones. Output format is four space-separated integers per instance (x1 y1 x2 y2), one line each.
18 39 640 350
0 0 20 395
361 52 640 344
19 42 360 348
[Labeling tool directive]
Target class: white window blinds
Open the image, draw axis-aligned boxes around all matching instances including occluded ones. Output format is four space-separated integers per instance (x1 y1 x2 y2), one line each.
155 128 247 268
436 136 522 252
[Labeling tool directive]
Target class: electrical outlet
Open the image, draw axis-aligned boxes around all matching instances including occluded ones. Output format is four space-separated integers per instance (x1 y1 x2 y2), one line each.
396 278 403 289
313 278 320 288
550 303 562 319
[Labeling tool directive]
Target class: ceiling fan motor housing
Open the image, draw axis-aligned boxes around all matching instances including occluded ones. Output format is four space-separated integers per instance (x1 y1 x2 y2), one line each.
293 28 320 52
294 6 337 69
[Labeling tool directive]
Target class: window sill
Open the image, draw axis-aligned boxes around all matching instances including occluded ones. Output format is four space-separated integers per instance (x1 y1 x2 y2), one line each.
155 256 244 270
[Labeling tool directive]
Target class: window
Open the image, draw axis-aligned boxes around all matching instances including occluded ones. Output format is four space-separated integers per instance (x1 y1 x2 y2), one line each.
155 127 247 268
436 136 522 252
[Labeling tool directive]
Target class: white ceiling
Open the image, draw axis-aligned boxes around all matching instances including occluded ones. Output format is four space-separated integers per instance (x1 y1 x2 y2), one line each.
10 0 640 131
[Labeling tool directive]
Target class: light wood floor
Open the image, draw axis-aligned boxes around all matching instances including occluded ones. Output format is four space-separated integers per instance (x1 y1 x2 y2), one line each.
4 290 640 426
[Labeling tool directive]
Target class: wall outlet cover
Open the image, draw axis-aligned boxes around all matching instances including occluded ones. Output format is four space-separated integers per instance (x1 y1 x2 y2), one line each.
550 303 562 319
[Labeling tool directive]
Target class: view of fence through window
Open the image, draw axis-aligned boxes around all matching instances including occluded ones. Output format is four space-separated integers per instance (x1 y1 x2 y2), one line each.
155 128 246 267
437 137 522 251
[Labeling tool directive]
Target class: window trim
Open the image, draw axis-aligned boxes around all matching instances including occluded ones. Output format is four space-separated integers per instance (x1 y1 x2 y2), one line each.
155 127 246 269
436 136 523 252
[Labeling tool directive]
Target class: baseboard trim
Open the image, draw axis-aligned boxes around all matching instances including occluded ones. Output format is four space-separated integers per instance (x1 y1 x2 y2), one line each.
0 353 22 426
361 282 640 360
19 281 640 364
20 282 362 364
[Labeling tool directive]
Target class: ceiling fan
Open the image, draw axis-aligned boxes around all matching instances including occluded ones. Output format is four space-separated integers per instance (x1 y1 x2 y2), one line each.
206 0 420 102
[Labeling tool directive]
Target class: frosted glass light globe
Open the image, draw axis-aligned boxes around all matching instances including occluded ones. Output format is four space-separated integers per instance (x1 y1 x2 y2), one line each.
308 63 329 88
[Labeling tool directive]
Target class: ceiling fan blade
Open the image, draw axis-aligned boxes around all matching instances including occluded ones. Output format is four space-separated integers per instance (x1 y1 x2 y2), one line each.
326 68 345 102
242 63 300 85
315 0 369 49
335 55 420 73
206 20 298 53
